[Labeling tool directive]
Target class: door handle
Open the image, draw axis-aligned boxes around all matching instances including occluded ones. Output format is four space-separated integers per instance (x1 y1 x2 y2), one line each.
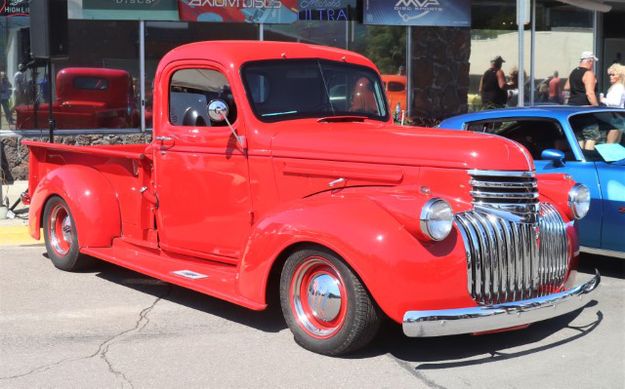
155 136 175 149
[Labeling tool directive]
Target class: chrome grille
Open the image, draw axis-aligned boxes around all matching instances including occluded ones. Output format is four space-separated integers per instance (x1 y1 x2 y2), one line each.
469 169 539 223
455 203 569 305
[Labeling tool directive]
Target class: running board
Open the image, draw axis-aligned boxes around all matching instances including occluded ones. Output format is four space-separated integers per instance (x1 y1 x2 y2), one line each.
81 241 265 311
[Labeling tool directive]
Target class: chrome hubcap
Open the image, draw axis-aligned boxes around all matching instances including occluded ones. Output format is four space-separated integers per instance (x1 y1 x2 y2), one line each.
291 256 347 339
49 205 72 256
307 274 342 322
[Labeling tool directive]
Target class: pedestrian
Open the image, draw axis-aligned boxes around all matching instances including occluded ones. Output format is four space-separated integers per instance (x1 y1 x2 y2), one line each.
479 56 508 109
13 64 27 107
537 78 549 103
564 51 599 106
600 63 625 108
506 68 528 107
548 71 562 103
0 71 14 127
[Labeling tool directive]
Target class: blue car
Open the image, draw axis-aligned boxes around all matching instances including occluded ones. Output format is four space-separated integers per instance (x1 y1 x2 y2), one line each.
439 106 625 259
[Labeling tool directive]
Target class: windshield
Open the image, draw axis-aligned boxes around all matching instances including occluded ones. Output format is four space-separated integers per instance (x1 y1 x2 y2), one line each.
569 111 625 162
242 59 388 122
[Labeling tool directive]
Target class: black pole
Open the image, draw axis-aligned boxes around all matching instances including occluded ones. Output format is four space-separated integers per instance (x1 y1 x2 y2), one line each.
32 65 38 129
47 60 54 143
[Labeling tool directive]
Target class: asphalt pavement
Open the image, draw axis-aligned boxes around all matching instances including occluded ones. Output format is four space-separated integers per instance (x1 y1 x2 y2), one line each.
0 223 624 388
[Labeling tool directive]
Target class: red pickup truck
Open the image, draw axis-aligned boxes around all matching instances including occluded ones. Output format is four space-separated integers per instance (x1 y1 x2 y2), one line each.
16 67 139 129
23 41 599 356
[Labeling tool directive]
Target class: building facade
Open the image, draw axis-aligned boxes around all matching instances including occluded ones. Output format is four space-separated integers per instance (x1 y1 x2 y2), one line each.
1 0 623 131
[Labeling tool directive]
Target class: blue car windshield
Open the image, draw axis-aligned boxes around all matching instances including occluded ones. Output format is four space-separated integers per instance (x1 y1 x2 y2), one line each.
242 59 388 122
570 111 625 162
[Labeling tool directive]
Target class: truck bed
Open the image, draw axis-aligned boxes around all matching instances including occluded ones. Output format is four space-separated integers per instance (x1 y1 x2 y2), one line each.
23 140 153 244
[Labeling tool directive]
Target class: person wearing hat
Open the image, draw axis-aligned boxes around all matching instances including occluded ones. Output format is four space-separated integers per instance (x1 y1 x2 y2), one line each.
564 51 599 106
479 56 508 109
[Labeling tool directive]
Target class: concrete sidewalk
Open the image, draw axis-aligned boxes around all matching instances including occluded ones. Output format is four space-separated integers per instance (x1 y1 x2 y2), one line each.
0 180 39 246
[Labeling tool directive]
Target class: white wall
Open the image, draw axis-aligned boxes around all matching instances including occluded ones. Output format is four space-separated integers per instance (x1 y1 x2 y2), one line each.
470 30 594 80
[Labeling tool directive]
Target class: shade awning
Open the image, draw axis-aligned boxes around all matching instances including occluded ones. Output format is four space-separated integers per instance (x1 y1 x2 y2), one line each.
557 0 612 12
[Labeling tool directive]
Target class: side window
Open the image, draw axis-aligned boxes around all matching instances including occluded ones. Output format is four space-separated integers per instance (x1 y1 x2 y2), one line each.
169 68 237 127
465 120 510 133
570 112 625 161
467 119 571 161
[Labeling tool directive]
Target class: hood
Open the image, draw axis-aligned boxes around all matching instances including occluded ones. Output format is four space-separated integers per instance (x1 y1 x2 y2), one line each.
269 120 534 171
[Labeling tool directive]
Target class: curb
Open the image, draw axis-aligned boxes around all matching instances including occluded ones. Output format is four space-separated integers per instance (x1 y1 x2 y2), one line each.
0 225 41 246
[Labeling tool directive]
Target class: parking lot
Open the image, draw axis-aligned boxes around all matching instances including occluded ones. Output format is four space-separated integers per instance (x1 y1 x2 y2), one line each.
1 242 623 389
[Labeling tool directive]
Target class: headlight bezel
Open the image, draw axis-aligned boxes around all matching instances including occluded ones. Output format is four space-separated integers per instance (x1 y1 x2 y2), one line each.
568 183 590 220
419 198 454 241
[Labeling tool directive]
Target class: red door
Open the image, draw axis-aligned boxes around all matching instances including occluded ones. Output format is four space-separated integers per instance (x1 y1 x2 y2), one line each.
153 64 251 262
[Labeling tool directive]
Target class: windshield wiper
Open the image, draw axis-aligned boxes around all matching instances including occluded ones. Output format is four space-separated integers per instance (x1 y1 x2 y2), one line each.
261 110 298 117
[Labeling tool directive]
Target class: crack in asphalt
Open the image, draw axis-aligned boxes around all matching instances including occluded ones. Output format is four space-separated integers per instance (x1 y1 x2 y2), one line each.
0 285 172 385
388 355 448 389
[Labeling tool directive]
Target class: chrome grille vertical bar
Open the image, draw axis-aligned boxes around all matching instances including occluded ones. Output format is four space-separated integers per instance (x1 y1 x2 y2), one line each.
530 222 540 298
496 218 511 302
465 213 488 302
455 216 475 297
511 223 523 301
545 205 555 294
475 212 499 303
500 218 514 302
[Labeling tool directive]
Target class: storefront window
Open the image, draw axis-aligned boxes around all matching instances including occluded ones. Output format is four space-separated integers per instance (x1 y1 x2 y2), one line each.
3 20 141 130
469 0 593 111
144 21 258 129
266 17 407 122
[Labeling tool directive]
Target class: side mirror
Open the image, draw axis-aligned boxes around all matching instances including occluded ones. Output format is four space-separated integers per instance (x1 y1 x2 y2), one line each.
208 99 229 122
207 99 246 151
541 149 566 167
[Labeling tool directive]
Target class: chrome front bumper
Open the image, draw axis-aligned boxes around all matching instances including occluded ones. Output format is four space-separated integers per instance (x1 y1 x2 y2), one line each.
403 271 600 337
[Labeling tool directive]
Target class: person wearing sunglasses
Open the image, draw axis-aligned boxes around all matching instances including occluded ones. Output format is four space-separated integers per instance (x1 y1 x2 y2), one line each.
600 63 625 108
564 51 599 106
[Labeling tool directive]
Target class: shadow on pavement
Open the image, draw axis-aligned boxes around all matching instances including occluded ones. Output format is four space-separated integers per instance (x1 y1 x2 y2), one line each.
578 253 625 279
37 249 608 361
350 307 603 366
89 261 287 333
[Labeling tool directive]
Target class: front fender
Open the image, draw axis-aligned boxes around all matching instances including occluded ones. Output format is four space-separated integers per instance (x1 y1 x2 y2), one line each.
537 173 577 221
29 165 121 248
237 193 473 323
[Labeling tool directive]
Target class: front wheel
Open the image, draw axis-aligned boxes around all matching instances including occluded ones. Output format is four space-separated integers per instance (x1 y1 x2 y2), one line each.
42 196 94 271
280 247 381 356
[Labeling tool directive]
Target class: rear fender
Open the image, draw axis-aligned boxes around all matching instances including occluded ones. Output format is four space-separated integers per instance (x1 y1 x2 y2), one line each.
29 165 121 248
237 193 472 323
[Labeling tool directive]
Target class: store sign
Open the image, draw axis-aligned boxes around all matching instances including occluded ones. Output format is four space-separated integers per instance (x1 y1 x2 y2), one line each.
83 0 179 11
80 0 180 20
298 0 356 21
364 0 470 27
178 0 298 23
1 0 29 16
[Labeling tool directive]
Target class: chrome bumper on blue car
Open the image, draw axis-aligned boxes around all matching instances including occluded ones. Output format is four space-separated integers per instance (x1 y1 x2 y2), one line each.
403 271 600 337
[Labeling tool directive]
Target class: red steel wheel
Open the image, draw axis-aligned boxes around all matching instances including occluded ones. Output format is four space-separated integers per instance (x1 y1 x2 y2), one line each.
289 255 349 339
280 247 381 356
43 196 93 271
48 202 73 257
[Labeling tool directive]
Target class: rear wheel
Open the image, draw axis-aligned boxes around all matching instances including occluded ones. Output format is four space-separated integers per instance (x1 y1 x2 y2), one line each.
43 196 93 271
280 247 381 356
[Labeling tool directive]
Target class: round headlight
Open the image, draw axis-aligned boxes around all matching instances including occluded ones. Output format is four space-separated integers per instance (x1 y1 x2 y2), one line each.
420 198 454 241
568 183 590 219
